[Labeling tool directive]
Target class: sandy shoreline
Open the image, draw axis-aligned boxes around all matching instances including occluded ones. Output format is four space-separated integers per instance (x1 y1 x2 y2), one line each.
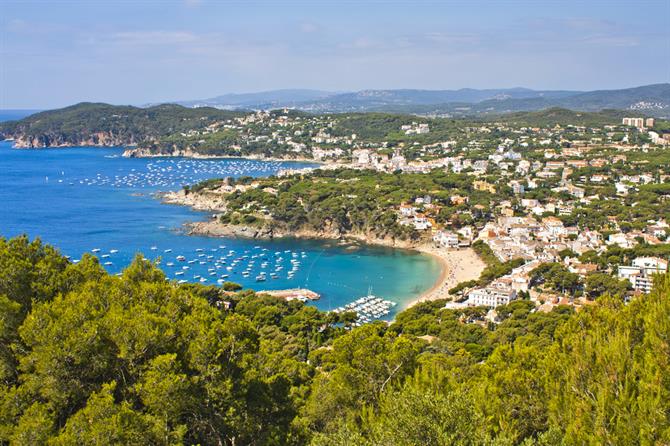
408 245 485 308
180 218 485 308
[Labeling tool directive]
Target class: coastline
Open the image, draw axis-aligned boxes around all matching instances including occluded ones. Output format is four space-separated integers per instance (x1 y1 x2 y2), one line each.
159 173 486 309
180 217 486 308
4 140 326 164
407 245 485 309
122 146 324 163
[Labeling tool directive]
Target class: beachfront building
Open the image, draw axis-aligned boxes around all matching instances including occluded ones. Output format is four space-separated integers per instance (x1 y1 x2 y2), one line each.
412 214 432 230
467 282 518 308
433 230 459 248
617 257 668 293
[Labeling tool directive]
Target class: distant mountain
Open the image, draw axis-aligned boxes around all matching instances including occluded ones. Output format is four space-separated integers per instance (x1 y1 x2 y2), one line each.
556 84 670 111
170 84 670 117
175 89 335 110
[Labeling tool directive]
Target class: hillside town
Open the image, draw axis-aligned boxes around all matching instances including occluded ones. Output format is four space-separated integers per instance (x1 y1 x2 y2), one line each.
169 110 670 318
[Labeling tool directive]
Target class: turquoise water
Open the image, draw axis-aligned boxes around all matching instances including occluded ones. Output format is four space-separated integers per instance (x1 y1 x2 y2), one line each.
0 141 441 316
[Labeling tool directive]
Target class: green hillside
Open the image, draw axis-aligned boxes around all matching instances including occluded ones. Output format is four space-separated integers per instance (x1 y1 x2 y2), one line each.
482 107 630 127
0 103 242 147
0 235 667 444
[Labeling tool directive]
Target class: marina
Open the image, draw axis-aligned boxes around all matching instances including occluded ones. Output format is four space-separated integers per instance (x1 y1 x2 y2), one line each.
255 288 321 302
332 290 397 325
0 142 442 321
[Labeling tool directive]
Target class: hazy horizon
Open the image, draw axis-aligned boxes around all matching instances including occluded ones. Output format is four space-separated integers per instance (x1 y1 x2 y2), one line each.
2 0 669 109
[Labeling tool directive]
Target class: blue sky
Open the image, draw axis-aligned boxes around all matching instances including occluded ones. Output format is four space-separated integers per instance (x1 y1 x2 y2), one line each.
1 0 669 109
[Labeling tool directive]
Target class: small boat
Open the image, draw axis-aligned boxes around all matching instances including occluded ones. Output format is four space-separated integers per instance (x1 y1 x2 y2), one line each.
110 249 119 254
91 248 101 253
176 255 186 261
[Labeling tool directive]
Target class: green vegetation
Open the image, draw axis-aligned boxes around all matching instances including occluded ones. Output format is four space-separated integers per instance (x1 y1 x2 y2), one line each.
194 168 498 241
0 235 668 444
484 107 631 127
0 103 241 148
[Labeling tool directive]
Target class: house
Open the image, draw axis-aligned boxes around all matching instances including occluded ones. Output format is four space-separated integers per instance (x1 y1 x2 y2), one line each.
566 184 585 199
413 214 432 230
618 257 668 293
450 195 469 205
457 226 475 242
433 230 459 248
545 161 565 170
467 282 518 307
521 198 539 208
473 180 496 193
352 149 371 165
542 216 566 237
566 261 599 276
399 204 417 217
615 182 630 196
509 180 525 194
607 232 637 249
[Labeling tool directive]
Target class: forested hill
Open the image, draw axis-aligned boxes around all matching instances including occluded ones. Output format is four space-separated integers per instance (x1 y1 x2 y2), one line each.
0 100 636 153
1 235 668 444
0 102 242 148
482 107 631 127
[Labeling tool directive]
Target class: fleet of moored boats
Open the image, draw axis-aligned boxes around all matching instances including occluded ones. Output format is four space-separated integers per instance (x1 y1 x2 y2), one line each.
55 157 396 324
66 246 397 324
57 158 290 189
332 291 397 326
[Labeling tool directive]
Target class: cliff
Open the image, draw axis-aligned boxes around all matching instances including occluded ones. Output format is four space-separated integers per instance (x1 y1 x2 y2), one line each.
12 131 137 148
0 102 241 149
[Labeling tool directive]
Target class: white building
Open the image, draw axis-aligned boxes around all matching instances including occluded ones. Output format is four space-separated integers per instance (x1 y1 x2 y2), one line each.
618 257 668 293
413 215 432 231
622 117 645 129
467 282 518 307
433 230 459 248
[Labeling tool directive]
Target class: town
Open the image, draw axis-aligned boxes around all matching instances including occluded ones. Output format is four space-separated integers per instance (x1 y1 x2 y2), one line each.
162 109 670 318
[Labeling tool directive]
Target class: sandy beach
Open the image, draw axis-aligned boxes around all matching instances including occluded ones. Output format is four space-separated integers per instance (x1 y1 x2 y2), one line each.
162 190 486 308
186 218 486 308
407 244 486 308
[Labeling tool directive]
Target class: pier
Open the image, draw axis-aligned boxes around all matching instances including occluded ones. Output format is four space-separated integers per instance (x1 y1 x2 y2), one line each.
257 288 321 301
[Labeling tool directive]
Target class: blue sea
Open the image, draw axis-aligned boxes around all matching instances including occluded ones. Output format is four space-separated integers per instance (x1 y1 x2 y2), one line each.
0 141 441 316
0 110 41 122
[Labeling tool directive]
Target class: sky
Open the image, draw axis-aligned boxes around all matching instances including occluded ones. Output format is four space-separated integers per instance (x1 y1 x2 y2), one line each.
1 0 669 109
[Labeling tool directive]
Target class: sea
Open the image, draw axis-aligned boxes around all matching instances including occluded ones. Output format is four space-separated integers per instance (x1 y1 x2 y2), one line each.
0 138 441 317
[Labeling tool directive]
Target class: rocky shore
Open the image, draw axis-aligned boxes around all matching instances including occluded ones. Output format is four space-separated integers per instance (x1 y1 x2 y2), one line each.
186 219 418 248
9 131 136 149
163 184 486 307
161 190 229 212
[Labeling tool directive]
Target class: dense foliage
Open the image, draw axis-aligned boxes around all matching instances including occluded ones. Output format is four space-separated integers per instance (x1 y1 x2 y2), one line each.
199 168 497 241
0 103 241 147
0 236 668 445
